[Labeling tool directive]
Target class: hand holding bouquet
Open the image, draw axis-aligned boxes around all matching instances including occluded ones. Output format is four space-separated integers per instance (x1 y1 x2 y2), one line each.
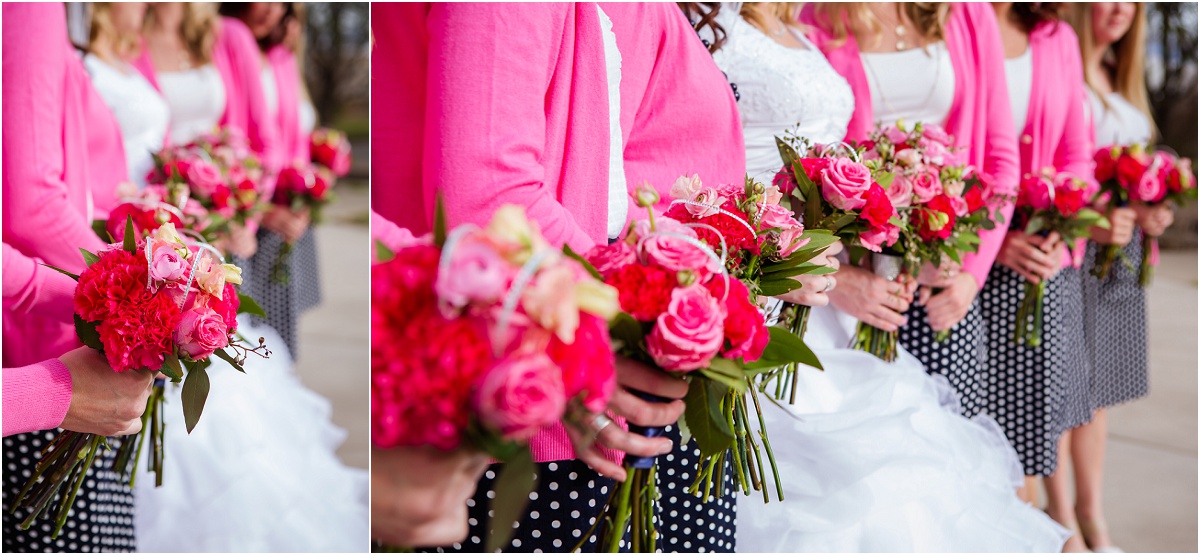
371 203 619 551
1009 169 1106 346
12 218 269 538
1092 144 1195 284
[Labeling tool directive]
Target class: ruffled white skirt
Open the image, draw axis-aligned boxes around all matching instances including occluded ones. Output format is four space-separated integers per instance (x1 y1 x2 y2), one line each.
133 316 368 552
736 306 1069 552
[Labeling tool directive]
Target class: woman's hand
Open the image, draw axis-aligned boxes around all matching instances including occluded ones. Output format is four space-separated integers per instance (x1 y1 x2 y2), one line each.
1134 203 1175 237
828 264 917 332
1091 207 1136 246
565 356 687 482
919 272 980 332
370 446 490 547
262 205 311 243
772 240 844 308
58 347 154 436
996 231 1064 284
227 222 259 259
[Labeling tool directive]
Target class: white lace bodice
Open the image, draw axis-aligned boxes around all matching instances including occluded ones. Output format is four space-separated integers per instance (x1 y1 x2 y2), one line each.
711 10 854 182
158 64 226 145
83 53 170 189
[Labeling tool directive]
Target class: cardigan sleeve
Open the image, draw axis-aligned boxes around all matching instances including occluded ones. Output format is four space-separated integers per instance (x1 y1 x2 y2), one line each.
959 5 1020 289
1 4 106 272
422 3 597 253
2 358 72 437
220 17 284 180
1050 27 1096 185
3 243 76 321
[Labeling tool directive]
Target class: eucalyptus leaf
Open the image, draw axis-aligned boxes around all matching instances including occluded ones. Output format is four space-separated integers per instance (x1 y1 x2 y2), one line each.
212 348 245 373
161 351 183 382
181 363 211 433
486 449 537 552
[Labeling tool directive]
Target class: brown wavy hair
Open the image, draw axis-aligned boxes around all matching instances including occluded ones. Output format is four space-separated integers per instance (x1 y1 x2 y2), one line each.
1062 3 1155 138
813 2 951 49
678 2 727 53
1011 2 1063 34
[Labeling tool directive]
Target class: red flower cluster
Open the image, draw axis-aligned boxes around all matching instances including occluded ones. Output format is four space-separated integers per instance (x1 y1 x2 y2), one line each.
664 199 762 263
704 277 768 362
311 128 352 177
274 165 332 208
912 195 958 242
604 263 675 321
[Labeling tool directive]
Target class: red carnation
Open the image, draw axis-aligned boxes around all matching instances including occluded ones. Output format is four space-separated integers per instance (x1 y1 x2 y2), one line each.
964 185 987 214
547 313 615 413
704 277 768 362
799 158 830 181
96 284 181 372
75 249 151 322
860 183 896 230
1094 147 1118 183
1114 152 1150 190
371 245 441 322
913 195 958 242
605 263 677 322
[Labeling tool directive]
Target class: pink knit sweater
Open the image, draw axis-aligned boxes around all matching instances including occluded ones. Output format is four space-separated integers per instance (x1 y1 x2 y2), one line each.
801 3 1020 288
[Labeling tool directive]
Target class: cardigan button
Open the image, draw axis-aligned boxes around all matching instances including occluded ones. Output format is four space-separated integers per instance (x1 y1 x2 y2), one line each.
1021 134 1033 144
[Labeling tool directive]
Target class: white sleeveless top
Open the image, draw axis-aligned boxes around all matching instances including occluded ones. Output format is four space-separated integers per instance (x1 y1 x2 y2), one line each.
597 4 627 239
1088 88 1152 146
1005 47 1033 133
158 64 226 145
712 9 854 181
300 97 317 136
83 53 170 189
862 42 956 128
261 64 279 118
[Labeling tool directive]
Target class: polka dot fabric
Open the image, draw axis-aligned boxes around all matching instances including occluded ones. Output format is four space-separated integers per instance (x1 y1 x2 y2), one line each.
417 425 736 553
980 265 1092 476
1081 235 1150 410
899 300 988 418
236 227 323 358
3 431 135 552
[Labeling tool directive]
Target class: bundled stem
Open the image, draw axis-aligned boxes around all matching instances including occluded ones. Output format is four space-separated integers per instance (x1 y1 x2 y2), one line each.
853 321 898 362
1139 235 1157 287
10 432 106 539
1014 279 1046 347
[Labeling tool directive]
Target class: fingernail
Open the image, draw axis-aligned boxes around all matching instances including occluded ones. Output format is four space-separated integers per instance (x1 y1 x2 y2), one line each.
658 441 674 455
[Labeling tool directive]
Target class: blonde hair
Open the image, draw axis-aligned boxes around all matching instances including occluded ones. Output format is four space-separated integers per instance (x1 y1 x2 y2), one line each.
739 2 802 36
144 2 217 66
89 3 141 61
814 2 950 49
1063 3 1155 137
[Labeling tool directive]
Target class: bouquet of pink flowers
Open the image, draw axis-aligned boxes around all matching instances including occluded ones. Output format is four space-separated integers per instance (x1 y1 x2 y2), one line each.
13 218 269 538
582 187 814 552
1010 169 1107 346
861 121 1004 345
371 203 619 551
774 130 906 361
146 127 267 237
273 163 334 221
1092 144 1196 285
310 127 352 178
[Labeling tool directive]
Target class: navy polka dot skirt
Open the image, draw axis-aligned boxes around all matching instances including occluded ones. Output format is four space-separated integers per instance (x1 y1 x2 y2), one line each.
899 299 989 418
1081 234 1150 410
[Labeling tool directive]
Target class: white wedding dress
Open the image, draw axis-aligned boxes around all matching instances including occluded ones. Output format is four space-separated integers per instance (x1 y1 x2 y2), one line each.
87 56 368 552
711 9 1070 552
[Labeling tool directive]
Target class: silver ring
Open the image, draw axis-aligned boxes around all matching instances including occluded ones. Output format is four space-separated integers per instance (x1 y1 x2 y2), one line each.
822 276 835 293
591 413 613 433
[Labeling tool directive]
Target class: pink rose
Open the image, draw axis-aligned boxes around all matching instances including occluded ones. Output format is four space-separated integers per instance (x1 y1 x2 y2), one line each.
759 203 809 257
884 126 909 145
175 307 230 360
435 239 512 311
820 158 874 210
646 285 725 372
910 170 944 204
670 175 704 200
885 174 914 208
922 140 953 166
149 245 187 285
859 224 900 253
637 218 719 279
186 160 224 198
921 124 953 146
1135 167 1167 204
585 240 636 277
947 195 969 217
687 187 728 218
762 185 783 206
472 354 566 441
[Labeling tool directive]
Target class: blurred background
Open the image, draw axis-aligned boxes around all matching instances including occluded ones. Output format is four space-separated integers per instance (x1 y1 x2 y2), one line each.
295 1 370 470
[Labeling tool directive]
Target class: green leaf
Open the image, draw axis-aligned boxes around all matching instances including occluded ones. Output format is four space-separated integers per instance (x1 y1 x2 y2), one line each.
775 135 800 166
758 326 823 370
683 378 734 458
212 348 245 373
487 449 537 552
562 244 603 281
161 351 183 382
123 215 137 253
374 239 395 263
91 219 111 242
1024 216 1045 236
236 293 267 318
80 248 101 268
43 263 80 282
181 362 211 433
757 279 803 297
73 314 103 352
433 195 448 248
697 359 748 392
609 312 645 354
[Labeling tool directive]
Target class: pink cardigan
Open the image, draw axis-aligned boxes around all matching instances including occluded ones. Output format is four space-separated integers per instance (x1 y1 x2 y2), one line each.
602 3 746 215
266 45 310 166
372 3 616 464
371 3 610 256
3 4 126 368
1013 22 1096 266
3 244 75 436
801 3 1020 288
134 17 283 178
